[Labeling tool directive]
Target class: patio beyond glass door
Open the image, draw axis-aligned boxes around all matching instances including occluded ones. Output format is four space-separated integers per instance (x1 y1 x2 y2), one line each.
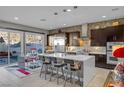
0 30 44 66
9 32 21 64
25 33 43 55
0 31 8 65
25 33 43 69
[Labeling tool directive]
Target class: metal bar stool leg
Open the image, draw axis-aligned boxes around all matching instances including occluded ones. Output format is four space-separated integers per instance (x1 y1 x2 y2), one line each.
77 71 81 86
61 67 64 76
70 72 72 83
72 71 76 86
40 63 44 77
64 71 68 87
45 64 47 80
57 67 59 84
49 66 53 81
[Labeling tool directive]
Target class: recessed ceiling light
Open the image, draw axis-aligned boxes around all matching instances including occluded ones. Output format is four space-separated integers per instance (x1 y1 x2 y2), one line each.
112 8 119 11
63 9 67 12
63 24 66 25
67 9 71 12
40 19 46 21
102 16 106 18
14 17 19 20
74 6 78 9
54 12 58 15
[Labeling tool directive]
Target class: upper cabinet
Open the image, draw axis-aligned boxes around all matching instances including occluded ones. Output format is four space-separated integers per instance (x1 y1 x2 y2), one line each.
91 28 107 46
68 32 80 46
106 25 124 42
91 25 124 46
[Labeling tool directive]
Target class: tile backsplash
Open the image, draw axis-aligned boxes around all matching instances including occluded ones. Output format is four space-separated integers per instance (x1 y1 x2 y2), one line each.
90 46 106 53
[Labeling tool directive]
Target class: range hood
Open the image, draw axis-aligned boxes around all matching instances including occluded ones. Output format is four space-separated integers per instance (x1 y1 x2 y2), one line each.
81 24 89 39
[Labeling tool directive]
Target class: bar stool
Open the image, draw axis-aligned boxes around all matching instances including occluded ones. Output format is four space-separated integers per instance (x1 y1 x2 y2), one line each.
39 56 51 80
49 57 65 84
63 59 81 87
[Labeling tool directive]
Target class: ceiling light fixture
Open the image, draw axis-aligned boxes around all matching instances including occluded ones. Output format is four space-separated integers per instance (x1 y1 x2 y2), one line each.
112 8 119 11
102 16 106 18
40 19 46 21
67 9 71 12
54 12 58 15
14 17 19 20
74 6 78 9
63 9 67 12
63 24 66 25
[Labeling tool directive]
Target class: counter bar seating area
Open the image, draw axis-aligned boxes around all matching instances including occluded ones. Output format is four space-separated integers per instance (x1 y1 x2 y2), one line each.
39 55 82 86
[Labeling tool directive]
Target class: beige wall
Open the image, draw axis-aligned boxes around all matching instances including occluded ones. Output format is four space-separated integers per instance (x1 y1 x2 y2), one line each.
49 25 81 34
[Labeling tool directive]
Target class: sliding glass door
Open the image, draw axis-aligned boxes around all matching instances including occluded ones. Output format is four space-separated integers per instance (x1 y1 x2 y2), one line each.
0 29 44 66
25 33 44 56
25 33 44 69
9 32 22 64
0 31 8 65
0 30 22 65
35 34 44 54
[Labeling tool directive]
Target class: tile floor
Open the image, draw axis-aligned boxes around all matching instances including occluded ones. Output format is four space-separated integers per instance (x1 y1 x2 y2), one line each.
0 65 110 87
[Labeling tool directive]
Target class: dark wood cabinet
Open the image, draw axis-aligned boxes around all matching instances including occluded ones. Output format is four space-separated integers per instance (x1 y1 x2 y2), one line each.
91 29 107 46
65 32 80 46
65 33 70 45
89 54 106 67
91 25 124 46
89 54 116 69
107 25 124 42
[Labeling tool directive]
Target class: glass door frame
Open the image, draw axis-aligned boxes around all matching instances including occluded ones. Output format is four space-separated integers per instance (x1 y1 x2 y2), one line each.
24 32 45 56
0 28 45 65
0 28 23 65
0 29 9 65
9 30 23 64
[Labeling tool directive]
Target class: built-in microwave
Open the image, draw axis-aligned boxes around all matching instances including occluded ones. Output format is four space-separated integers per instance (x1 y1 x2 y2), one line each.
107 42 124 51
107 42 124 65
107 51 119 65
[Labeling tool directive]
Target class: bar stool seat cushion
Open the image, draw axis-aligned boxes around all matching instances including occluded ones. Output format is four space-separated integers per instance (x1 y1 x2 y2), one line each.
43 61 51 64
71 67 80 71
54 63 65 67
64 66 80 71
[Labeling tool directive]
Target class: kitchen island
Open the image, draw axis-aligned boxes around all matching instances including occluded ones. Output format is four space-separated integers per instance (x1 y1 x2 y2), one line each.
39 53 95 87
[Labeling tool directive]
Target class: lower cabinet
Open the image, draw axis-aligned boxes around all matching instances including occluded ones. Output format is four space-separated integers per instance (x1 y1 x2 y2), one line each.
89 54 115 69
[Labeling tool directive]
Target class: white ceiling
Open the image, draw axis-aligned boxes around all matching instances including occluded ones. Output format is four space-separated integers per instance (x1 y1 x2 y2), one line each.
0 6 124 30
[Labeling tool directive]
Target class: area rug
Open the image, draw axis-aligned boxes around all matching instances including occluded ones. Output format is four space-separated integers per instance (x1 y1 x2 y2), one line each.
5 65 32 78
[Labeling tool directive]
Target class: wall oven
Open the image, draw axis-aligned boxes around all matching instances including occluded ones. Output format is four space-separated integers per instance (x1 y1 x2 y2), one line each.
107 51 119 65
107 42 124 65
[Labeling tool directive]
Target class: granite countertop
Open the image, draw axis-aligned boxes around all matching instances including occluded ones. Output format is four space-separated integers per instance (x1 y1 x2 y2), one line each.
66 51 106 55
39 53 95 62
89 51 106 55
